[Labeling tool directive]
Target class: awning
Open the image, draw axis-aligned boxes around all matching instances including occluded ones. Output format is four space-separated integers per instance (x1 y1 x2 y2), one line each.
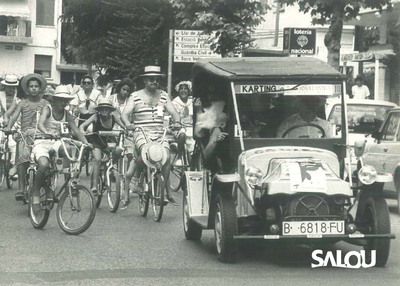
0 0 31 19
341 44 394 62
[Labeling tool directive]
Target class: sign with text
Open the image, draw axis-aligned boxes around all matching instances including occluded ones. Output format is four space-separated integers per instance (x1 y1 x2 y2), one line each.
235 84 338 96
283 28 316 55
174 30 220 63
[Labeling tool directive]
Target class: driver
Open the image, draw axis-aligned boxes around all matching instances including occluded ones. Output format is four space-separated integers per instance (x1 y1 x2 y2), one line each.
277 96 331 138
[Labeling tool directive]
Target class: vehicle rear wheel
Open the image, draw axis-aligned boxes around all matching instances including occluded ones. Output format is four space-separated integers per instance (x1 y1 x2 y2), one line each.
107 169 121 212
29 184 50 229
4 151 13 189
183 194 202 240
138 174 149 217
169 149 183 192
57 184 96 235
361 196 391 267
152 174 165 222
95 176 104 208
214 194 238 263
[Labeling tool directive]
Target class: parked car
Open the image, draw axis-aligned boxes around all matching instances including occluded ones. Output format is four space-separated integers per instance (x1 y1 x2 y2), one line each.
182 57 395 266
326 99 397 178
358 107 400 214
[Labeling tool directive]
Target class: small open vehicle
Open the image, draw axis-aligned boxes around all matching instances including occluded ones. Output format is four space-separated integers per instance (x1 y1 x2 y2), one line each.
182 57 395 265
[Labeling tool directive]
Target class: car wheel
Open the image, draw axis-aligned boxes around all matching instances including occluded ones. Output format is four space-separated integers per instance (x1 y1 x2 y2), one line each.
214 194 238 263
361 196 391 267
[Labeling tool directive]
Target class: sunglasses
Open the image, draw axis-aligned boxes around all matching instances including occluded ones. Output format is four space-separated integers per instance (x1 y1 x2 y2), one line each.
148 77 160 83
82 81 92 85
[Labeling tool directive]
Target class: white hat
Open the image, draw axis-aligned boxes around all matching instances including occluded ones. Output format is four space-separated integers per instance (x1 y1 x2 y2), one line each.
139 66 165 77
175 81 192 92
1 74 19 86
53 85 75 100
141 142 168 169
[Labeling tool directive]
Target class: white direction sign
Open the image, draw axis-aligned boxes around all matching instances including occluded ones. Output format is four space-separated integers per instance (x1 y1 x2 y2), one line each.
174 30 220 63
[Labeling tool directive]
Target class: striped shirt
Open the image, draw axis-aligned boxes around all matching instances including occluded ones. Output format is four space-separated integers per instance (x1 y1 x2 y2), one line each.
19 98 48 132
130 89 168 140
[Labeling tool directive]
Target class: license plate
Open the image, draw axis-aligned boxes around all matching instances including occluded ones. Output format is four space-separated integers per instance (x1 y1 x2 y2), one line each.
282 221 345 236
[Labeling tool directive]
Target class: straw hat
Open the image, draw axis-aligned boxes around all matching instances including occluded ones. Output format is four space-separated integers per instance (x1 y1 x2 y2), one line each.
141 142 168 169
139 66 165 77
94 97 116 111
1 74 19 86
175 81 192 92
53 85 75 100
21 73 47 94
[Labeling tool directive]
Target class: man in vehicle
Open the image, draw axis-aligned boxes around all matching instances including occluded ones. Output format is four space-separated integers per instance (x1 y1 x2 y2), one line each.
121 66 181 206
277 96 332 139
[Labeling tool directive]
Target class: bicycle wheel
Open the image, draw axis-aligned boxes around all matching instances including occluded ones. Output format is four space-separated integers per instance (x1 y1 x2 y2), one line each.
138 173 149 217
56 184 96 235
4 152 13 189
169 150 183 192
152 173 165 222
95 175 104 208
107 168 121 212
0 159 4 190
29 172 50 229
86 155 93 177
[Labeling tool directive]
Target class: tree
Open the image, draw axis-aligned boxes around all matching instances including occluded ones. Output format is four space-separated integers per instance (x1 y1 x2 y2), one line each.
283 0 393 70
170 0 268 57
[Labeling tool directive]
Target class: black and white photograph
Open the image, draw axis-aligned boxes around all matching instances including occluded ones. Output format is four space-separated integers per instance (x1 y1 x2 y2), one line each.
0 0 400 285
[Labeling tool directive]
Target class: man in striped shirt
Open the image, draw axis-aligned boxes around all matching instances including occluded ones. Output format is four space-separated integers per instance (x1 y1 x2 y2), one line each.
122 66 181 206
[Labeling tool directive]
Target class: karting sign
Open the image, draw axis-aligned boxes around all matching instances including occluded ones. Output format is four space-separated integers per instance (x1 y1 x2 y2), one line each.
174 30 220 63
283 28 316 55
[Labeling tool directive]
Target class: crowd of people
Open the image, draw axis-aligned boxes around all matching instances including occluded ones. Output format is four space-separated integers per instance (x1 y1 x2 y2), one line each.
0 65 198 211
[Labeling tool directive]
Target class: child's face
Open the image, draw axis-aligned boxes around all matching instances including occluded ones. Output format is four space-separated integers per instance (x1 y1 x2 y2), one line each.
119 85 130 98
28 80 41 97
179 85 189 100
98 107 112 118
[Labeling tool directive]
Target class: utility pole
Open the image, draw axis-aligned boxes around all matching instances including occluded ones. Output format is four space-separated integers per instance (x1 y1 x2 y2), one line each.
274 0 281 46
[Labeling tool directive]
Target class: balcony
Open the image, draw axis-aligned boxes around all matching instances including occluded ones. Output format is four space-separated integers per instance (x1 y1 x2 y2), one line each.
0 17 32 44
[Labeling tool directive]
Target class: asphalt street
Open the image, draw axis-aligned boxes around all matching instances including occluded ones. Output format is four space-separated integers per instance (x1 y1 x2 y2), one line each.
1 175 400 286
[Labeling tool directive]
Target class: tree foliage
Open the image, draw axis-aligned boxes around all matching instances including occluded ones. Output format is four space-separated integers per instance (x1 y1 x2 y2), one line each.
283 0 393 70
170 0 268 56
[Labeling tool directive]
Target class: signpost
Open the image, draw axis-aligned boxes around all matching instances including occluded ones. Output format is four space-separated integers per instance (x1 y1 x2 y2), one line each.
283 28 316 55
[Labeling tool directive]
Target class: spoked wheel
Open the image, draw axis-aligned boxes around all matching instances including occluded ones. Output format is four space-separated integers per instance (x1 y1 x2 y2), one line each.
29 185 50 229
56 184 96 235
0 159 4 190
214 194 238 263
361 196 391 267
95 176 104 208
152 173 165 222
107 169 121 212
138 173 149 217
169 149 186 192
85 152 93 177
24 169 35 205
4 152 13 189
183 194 202 240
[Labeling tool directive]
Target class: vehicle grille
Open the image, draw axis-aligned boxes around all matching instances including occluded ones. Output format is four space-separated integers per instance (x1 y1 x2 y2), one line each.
290 195 329 216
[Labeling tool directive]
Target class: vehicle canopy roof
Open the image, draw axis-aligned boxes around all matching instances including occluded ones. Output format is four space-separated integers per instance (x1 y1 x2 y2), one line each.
192 57 346 82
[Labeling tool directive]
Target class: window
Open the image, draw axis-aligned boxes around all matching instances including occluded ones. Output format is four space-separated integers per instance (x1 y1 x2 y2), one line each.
381 112 400 141
34 55 52 78
36 0 55 26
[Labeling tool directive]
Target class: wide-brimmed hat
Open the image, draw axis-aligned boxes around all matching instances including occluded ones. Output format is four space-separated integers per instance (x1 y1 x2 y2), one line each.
21 73 47 94
175 81 192 92
1 74 19 86
53 85 75 100
139 66 165 77
94 97 116 111
141 142 168 169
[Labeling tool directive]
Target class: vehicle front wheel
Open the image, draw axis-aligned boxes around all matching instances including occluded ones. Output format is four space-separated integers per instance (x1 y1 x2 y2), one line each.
361 196 391 267
183 195 202 240
214 194 238 263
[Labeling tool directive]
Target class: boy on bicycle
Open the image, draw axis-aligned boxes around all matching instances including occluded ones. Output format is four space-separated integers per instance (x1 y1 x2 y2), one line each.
79 97 125 195
31 85 89 204
5 74 48 201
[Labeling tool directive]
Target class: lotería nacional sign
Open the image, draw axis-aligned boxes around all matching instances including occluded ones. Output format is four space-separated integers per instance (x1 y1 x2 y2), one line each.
283 28 316 55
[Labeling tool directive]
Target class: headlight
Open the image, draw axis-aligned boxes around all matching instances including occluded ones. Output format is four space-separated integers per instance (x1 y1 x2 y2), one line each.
358 165 377 185
245 166 263 187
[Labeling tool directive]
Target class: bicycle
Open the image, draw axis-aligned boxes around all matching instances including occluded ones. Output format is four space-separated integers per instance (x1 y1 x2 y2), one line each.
87 131 123 213
169 131 191 192
136 124 181 222
0 129 17 190
28 135 96 235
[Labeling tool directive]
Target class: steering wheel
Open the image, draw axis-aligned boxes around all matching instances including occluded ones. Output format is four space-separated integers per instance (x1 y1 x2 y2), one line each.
281 122 326 138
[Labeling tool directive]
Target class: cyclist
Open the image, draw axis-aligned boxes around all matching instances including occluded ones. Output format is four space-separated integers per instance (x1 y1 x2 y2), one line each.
107 78 134 209
5 74 48 201
79 97 125 195
70 75 103 126
31 86 89 204
121 65 181 207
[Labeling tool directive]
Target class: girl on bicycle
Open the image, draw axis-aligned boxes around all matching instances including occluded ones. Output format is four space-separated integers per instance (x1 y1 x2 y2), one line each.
79 97 125 195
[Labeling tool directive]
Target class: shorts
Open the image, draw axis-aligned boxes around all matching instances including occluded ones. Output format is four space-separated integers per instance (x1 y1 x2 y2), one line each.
32 139 62 161
133 131 169 154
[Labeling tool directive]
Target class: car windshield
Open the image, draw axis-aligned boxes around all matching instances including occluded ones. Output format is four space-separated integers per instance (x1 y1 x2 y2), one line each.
327 104 393 134
235 83 341 139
